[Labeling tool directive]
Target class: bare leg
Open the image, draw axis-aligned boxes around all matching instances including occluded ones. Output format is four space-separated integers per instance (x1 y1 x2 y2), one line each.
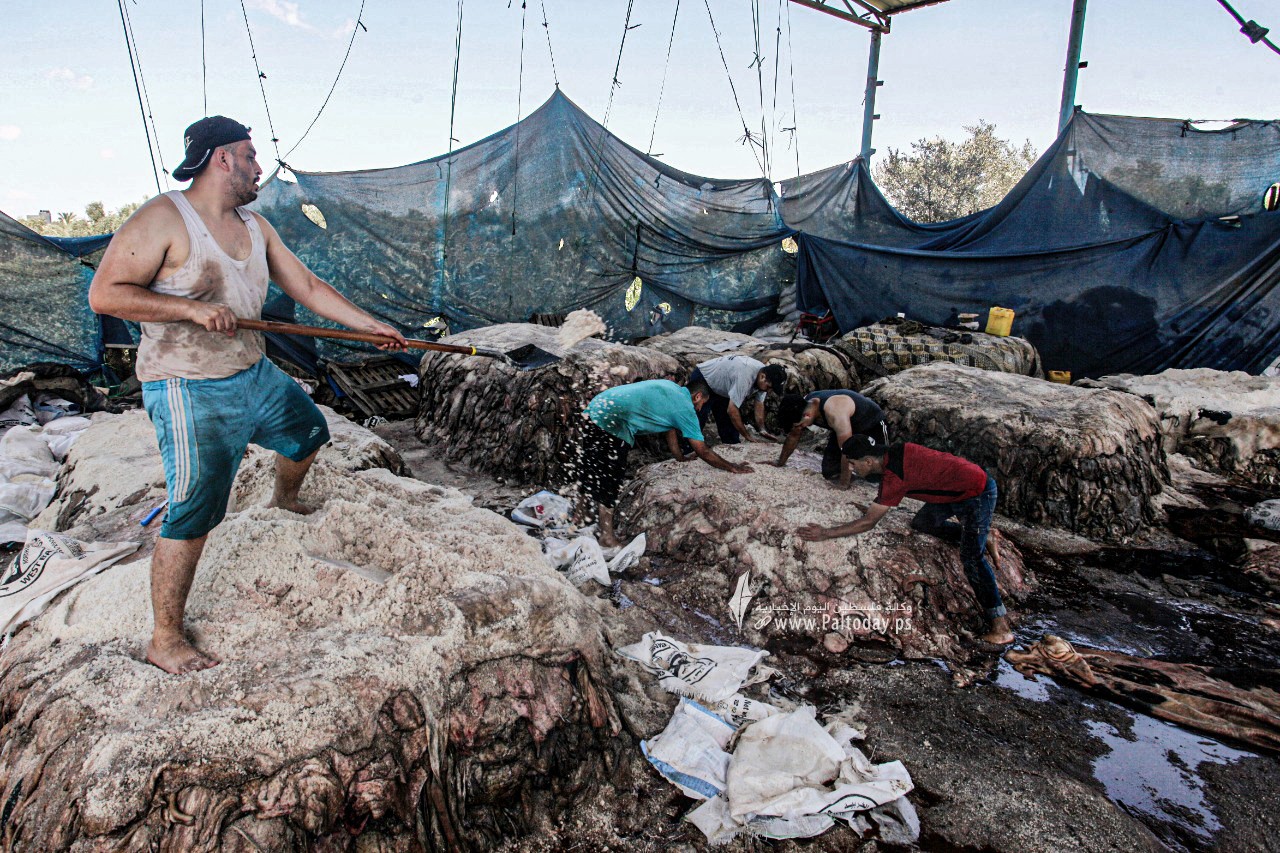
267 449 319 515
597 504 622 548
146 535 220 674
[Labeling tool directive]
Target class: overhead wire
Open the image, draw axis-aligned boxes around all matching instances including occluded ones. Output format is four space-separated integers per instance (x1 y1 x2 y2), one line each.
239 0 284 165
282 0 370 162
439 0 466 290
748 0 772 179
784 0 800 179
200 0 208 115
120 0 168 186
583 0 639 207
701 0 768 178
645 0 682 158
115 0 164 194
539 0 560 88
510 0 528 238
1212 0 1280 56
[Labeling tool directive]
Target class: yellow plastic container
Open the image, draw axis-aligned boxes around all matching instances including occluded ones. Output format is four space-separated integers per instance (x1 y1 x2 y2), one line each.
986 306 1015 337
1048 370 1072 384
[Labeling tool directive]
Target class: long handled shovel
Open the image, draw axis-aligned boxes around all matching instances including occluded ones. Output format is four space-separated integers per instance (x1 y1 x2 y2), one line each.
237 318 561 371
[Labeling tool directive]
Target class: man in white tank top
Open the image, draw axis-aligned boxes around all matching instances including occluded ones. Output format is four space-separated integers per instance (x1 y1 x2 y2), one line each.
89 117 407 675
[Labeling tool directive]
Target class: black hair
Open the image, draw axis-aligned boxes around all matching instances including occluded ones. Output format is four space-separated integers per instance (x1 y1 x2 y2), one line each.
687 379 712 399
776 394 808 431
842 434 889 460
759 363 787 393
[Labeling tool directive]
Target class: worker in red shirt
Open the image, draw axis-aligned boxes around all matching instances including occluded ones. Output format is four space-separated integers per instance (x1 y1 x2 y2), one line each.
797 434 1013 646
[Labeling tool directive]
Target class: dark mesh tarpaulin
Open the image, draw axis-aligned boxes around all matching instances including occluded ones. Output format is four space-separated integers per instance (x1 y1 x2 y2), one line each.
251 91 794 341
784 111 1280 377
0 212 108 372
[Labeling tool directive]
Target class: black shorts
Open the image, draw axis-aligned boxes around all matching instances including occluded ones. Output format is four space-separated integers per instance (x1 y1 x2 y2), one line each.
572 416 631 508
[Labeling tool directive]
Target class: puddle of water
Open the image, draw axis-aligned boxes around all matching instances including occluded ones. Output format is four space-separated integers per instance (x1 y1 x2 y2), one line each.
992 659 1054 703
1085 714 1251 845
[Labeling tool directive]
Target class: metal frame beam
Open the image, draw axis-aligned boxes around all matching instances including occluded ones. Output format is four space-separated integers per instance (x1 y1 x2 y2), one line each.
787 0 890 33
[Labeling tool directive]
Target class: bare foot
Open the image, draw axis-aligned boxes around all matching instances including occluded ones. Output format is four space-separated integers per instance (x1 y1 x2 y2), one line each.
981 615 1015 646
266 498 316 515
146 636 220 675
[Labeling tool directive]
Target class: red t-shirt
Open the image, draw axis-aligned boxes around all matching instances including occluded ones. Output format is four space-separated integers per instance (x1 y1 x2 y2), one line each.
875 443 989 507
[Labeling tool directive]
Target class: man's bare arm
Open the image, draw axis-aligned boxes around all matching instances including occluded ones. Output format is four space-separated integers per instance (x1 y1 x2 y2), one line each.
688 439 752 473
774 401 819 466
797 502 891 541
753 398 777 440
726 402 763 443
665 429 690 461
88 200 237 333
256 214 406 347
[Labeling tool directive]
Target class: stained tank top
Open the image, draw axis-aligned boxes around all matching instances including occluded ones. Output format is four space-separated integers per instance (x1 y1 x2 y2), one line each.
134 191 269 382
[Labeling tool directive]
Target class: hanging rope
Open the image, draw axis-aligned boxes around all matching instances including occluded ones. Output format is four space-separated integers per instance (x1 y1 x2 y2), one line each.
200 0 208 115
771 0 783 167
239 0 283 165
748 0 772 179
121 0 168 187
282 0 369 162
645 0 681 158
510 0 528 238
582 0 639 206
702 0 767 178
784 0 800 179
439 0 466 291
539 0 560 88
115 0 163 194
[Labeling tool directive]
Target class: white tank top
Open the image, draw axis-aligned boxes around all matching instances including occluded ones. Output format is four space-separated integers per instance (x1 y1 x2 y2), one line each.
134 191 269 382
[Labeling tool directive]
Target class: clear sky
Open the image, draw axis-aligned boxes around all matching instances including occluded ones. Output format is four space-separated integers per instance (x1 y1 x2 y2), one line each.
2 0 1278 217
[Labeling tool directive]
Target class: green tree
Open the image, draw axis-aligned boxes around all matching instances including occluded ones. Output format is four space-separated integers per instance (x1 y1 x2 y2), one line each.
872 121 1037 223
21 200 143 237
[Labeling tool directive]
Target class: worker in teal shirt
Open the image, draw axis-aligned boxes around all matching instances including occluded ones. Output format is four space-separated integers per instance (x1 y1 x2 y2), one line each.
573 378 752 546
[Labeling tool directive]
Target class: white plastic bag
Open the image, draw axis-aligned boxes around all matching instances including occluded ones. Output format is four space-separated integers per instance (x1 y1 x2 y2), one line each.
641 699 736 799
1 530 139 634
511 490 574 530
616 632 769 703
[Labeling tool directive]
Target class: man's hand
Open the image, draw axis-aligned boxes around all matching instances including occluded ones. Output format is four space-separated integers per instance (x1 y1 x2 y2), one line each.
797 523 834 541
757 430 779 442
770 458 787 467
189 302 238 336
827 479 851 491
363 320 408 351
730 463 753 474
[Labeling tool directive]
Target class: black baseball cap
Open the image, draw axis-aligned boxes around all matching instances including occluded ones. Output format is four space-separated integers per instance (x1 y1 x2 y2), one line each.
172 116 252 181
842 434 887 459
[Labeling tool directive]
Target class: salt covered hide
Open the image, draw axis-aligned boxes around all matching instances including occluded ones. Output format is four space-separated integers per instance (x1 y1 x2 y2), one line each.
864 364 1168 541
640 325 858 394
1078 369 1280 487
415 323 681 486
0 459 624 849
614 444 1029 663
31 407 406 548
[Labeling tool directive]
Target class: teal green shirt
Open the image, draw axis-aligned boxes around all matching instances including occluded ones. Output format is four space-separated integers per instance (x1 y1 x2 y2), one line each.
585 379 705 446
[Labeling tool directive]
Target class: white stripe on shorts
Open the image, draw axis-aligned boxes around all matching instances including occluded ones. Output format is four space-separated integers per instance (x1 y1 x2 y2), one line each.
167 379 192 503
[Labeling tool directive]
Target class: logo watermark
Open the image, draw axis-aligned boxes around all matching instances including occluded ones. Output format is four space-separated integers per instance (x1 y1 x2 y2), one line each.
728 571 913 635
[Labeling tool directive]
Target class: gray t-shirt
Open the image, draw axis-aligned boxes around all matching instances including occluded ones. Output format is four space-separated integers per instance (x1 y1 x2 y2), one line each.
695 355 766 408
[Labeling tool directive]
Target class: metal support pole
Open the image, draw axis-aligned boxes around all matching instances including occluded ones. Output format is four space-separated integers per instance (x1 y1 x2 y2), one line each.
1058 0 1088 133
860 28 882 161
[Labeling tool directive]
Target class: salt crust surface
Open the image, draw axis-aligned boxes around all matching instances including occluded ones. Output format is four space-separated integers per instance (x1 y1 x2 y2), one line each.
7 415 604 834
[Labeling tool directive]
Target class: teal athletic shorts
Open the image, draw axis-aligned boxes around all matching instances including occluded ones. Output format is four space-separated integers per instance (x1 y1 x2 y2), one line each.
142 357 330 540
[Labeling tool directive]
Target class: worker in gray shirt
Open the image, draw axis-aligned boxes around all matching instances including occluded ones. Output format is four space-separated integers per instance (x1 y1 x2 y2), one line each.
686 355 788 445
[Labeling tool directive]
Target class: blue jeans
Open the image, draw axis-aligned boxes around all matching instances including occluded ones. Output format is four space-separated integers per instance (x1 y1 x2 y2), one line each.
910 475 1006 620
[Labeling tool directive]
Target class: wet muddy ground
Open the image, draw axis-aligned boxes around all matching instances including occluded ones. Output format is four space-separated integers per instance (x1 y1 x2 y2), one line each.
377 421 1280 852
